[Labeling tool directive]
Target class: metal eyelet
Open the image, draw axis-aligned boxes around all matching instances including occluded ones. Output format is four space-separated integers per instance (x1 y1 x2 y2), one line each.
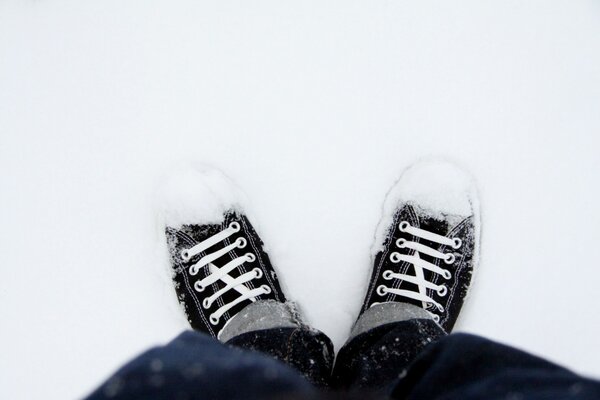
382 270 394 280
194 281 205 292
376 285 388 296
261 285 272 295
451 237 462 249
437 285 448 297
202 298 211 309
399 221 410 232
181 250 191 261
229 222 241 232
444 253 455 264
236 237 247 249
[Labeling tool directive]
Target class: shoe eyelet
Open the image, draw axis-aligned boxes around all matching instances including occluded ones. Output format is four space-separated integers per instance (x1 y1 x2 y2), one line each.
189 266 199 276
451 237 462 249
376 285 388 296
437 285 448 297
236 237 247 249
382 270 394 280
229 222 241 232
194 281 205 292
202 298 211 309
245 253 256 262
181 250 191 261
209 315 219 325
390 252 402 263
399 221 410 232
432 314 440 323
444 253 455 264
396 238 407 248
261 285 272 295
253 268 263 279
442 269 452 280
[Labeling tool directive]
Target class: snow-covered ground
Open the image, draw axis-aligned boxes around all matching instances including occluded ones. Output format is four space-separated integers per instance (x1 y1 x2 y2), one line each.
1 1 599 398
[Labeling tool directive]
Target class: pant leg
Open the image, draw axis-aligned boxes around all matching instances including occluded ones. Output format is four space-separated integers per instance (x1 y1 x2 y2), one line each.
227 327 334 387
219 300 335 386
333 318 445 392
85 330 318 400
391 333 600 400
334 316 600 400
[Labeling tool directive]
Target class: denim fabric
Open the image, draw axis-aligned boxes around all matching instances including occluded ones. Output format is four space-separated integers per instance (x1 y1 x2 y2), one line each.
333 318 446 391
87 324 600 400
227 327 334 387
390 333 600 400
85 331 317 400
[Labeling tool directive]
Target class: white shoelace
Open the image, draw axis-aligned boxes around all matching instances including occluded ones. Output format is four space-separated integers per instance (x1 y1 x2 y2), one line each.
181 221 271 325
377 221 462 322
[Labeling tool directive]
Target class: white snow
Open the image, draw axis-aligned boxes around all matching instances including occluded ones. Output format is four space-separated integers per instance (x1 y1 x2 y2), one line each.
393 159 476 218
158 165 248 228
1 1 600 399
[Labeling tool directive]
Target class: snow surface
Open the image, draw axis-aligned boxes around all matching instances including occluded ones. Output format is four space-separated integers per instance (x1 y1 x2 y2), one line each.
391 159 476 218
1 1 600 399
158 165 248 228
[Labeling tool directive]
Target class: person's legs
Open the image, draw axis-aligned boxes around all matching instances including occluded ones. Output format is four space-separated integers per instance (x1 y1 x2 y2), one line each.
221 300 334 386
389 333 600 400
333 160 479 392
334 160 600 398
161 167 334 386
88 167 336 399
334 315 600 399
227 327 334 386
86 330 317 400
333 304 444 391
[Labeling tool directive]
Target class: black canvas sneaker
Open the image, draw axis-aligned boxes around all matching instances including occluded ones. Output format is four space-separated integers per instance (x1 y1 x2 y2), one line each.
359 160 480 333
161 167 286 339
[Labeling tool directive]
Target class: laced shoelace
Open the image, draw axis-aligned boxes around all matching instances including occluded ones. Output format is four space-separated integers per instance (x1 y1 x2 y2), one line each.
180 221 271 325
377 221 462 322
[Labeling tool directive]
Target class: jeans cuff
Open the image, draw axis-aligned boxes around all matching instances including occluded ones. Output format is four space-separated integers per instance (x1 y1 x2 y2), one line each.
350 302 433 340
219 300 304 342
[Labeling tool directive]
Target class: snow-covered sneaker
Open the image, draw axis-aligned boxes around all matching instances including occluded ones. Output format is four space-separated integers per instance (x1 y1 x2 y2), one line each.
359 160 480 333
161 167 287 339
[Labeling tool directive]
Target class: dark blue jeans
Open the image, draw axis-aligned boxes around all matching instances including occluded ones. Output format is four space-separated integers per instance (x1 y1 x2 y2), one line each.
87 320 600 399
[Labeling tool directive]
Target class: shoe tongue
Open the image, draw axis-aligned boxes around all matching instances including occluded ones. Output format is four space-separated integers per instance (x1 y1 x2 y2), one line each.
417 215 449 237
411 202 468 234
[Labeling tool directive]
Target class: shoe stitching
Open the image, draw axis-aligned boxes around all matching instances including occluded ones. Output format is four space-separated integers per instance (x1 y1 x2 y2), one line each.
173 230 216 336
242 218 281 302
439 216 473 327
365 223 393 310
285 328 300 364
217 218 233 322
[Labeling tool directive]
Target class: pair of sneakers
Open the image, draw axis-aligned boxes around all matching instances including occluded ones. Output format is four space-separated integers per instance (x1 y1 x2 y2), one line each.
162 160 479 343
